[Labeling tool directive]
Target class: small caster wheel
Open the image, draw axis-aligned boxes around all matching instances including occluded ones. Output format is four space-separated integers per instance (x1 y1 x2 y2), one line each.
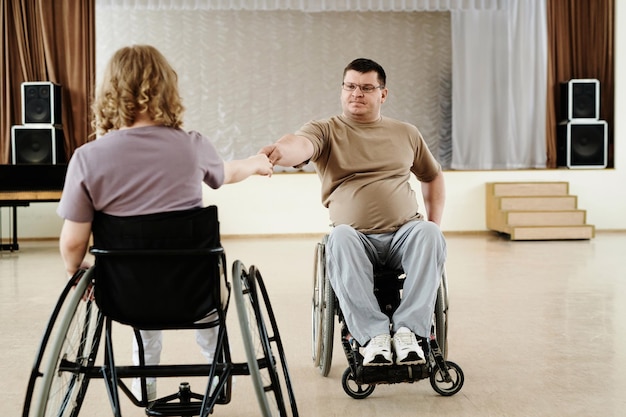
342 367 375 399
430 360 464 396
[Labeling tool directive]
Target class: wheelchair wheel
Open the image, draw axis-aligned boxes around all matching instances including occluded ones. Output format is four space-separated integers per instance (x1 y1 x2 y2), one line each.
429 360 464 396
232 260 298 417
434 268 449 359
341 367 375 400
25 268 103 417
311 239 335 376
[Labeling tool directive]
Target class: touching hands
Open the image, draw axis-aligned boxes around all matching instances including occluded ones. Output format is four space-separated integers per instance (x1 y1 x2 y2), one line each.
223 154 273 184
249 153 274 177
258 144 279 165
258 134 313 168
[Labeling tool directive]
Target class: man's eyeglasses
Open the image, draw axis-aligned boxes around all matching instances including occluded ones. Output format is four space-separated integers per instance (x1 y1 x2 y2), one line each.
342 82 384 93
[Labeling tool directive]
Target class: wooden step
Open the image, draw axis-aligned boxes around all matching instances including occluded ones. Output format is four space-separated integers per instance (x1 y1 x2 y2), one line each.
509 225 595 241
490 181 569 197
485 181 594 241
505 210 586 226
498 196 578 211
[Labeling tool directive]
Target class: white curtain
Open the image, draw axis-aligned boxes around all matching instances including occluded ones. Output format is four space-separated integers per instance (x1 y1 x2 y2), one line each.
450 0 547 169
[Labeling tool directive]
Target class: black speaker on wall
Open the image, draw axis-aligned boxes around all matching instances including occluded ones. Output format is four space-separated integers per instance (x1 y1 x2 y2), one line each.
557 120 607 169
560 79 600 121
11 126 66 165
21 81 62 125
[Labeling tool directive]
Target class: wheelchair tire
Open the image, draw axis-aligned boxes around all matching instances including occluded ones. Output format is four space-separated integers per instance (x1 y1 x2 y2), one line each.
27 268 103 417
434 269 449 359
311 240 335 376
341 367 375 400
23 271 80 417
232 261 298 417
429 360 464 396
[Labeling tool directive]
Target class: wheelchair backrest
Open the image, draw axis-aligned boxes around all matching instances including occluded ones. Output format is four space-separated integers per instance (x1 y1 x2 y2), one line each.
90 205 224 329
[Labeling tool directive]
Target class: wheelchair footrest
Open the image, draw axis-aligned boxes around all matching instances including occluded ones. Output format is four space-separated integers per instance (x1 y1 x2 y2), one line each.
146 401 203 416
145 380 230 416
148 399 223 417
356 364 430 385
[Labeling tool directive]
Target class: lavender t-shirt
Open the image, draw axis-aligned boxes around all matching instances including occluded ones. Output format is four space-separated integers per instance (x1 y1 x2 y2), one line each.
57 126 225 222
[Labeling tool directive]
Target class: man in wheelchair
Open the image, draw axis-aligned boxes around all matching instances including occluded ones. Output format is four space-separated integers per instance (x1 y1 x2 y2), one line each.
56 44 273 401
260 58 447 367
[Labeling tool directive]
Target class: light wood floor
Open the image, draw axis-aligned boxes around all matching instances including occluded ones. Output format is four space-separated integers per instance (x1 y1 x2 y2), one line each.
2 232 626 416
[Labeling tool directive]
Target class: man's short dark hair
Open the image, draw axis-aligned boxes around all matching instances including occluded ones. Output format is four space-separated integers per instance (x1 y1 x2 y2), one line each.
343 58 386 87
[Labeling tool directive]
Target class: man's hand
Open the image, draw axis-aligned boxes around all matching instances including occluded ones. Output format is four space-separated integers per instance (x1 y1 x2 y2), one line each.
258 144 280 165
258 134 314 168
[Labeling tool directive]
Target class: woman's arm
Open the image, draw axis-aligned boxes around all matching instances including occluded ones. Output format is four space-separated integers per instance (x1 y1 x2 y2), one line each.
59 219 92 277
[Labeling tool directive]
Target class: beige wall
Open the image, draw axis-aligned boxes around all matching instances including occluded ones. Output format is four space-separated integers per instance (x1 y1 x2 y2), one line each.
7 3 625 238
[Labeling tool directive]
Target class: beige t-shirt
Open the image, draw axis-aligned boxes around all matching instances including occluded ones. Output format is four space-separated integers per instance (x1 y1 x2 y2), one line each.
296 115 441 234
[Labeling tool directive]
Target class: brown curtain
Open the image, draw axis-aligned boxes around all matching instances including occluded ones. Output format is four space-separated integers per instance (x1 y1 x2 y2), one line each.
0 0 94 164
546 0 614 168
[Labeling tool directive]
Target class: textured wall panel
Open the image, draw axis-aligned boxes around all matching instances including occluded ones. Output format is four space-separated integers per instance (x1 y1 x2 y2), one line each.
97 0 503 11
96 9 452 169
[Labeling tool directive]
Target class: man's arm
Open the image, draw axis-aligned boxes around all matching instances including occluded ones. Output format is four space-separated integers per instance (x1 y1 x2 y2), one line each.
421 171 445 226
59 219 92 277
259 134 314 168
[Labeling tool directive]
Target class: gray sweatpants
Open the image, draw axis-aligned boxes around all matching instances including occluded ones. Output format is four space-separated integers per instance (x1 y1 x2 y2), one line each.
326 221 447 346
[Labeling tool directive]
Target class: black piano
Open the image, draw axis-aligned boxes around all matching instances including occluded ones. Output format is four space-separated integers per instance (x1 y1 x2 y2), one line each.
0 164 67 191
0 164 67 250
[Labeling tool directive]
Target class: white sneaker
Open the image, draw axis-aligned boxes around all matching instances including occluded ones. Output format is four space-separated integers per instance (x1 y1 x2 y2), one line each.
393 327 426 365
362 334 392 366
132 378 157 402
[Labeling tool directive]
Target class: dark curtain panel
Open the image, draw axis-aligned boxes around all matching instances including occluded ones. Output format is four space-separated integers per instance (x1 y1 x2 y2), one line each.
0 0 94 164
546 0 614 168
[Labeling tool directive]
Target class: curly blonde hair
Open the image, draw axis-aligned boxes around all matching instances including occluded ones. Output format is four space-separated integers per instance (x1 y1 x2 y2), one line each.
92 45 185 136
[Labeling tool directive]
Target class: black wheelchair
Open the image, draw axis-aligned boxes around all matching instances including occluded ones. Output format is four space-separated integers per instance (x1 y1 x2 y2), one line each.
22 206 298 417
311 235 464 399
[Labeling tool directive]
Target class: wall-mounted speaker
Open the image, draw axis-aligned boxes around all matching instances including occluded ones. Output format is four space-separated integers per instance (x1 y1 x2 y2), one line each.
557 120 607 169
560 79 600 120
21 82 62 125
11 126 66 165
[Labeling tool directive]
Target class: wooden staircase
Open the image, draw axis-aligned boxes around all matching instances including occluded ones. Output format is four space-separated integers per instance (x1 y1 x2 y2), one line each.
486 182 595 240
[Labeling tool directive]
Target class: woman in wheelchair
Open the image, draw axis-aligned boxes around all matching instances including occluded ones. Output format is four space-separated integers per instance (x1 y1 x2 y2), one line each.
56 44 273 401
260 57 447 367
